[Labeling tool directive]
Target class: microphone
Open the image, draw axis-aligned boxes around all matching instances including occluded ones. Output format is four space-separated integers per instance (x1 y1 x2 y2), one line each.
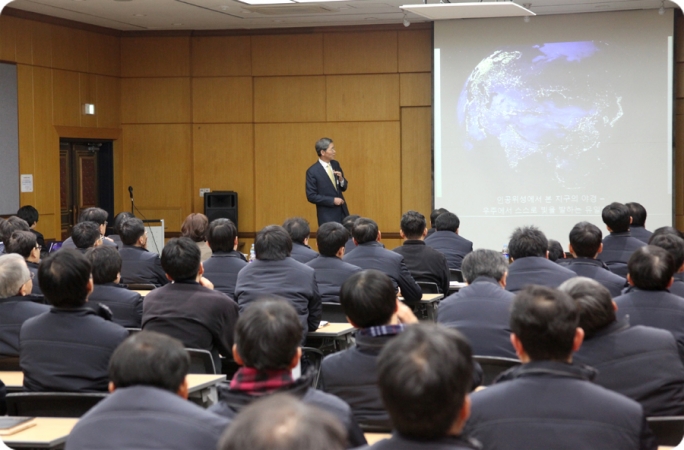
128 186 133 201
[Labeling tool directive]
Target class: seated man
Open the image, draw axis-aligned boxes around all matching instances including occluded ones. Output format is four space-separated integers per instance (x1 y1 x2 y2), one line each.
16 205 45 253
560 277 684 417
424 212 473 270
627 202 653 243
320 270 418 428
283 217 318 264
393 211 450 294
547 239 566 262
85 246 143 328
597 202 645 276
72 222 102 253
649 233 684 298
209 299 366 448
305 222 361 303
438 249 516 359
202 218 247 299
464 285 655 450
142 238 239 371
561 221 627 298
61 207 117 250
344 218 422 304
235 226 321 334
342 214 359 254
426 207 449 238
118 217 168 287
107 212 134 249
6 230 43 295
366 323 478 450
505 226 576 292
66 331 230 450
20 250 128 392
0 217 29 255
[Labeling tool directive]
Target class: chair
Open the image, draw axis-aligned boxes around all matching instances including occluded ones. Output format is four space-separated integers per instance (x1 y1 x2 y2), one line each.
187 348 217 374
0 356 20 371
473 356 521 386
125 283 156 291
359 423 393 434
417 281 440 294
6 392 108 417
125 327 142 335
449 269 464 283
220 355 241 379
302 347 324 388
322 302 347 323
647 416 684 446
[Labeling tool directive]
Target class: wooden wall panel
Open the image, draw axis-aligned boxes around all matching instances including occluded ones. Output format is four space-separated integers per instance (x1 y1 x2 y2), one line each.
324 31 397 75
252 34 323 76
400 73 431 107
13 18 33 65
80 73 97 128
17 64 35 207
327 74 400 122
254 76 326 123
88 33 120 76
121 78 191 124
52 69 81 127
30 21 53 67
398 29 432 73
192 36 251 77
401 107 432 216
121 37 190 77
192 77 253 123
96 75 121 128
0 14 16 62
52 26 89 72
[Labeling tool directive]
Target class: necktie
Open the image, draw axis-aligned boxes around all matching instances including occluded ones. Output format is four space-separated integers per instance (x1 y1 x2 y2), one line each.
326 164 337 189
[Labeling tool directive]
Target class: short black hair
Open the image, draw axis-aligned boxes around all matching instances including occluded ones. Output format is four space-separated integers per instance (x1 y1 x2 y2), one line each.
509 226 548 259
626 202 647 227
559 277 615 337
120 218 145 246
400 211 426 240
315 137 333 157
16 205 39 227
78 207 108 226
0 218 9 245
628 245 675 290
181 213 209 243
72 222 101 249
38 250 91 308
342 215 360 235
461 249 508 283
378 324 473 440
435 212 460 232
352 218 378 244
6 216 29 234
316 222 348 257
282 217 310 245
207 218 237 253
235 298 302 371
112 212 134 235
547 240 564 262
569 222 602 258
651 226 684 241
510 285 579 361
602 202 630 233
255 226 291 261
650 233 684 272
109 331 190 393
86 246 122 284
340 270 396 328
161 238 200 281
430 208 449 228
7 231 36 259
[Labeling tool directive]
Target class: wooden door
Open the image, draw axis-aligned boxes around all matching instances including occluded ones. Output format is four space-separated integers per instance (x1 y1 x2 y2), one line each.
59 143 99 241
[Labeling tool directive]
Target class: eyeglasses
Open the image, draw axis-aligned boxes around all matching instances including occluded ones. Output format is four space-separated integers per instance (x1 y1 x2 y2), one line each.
35 245 42 250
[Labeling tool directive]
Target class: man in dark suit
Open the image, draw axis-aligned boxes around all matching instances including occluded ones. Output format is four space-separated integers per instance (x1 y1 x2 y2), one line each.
424 212 473 271
649 233 684 297
283 217 318 264
438 249 516 359
202 218 246 299
426 208 449 238
66 331 230 450
6 230 43 295
505 226 576 292
306 222 361 303
627 202 653 243
305 137 349 226
342 214 359 254
465 285 656 450
344 218 422 304
60 207 117 250
118 217 168 287
560 277 684 417
16 205 45 254
597 202 646 276
0 216 29 256
72 222 102 254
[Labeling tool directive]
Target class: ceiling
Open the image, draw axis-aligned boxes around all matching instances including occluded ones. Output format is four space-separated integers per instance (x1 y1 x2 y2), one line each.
1 0 679 31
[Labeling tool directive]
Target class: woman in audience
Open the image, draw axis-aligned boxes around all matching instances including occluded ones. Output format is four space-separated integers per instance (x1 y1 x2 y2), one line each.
181 213 212 262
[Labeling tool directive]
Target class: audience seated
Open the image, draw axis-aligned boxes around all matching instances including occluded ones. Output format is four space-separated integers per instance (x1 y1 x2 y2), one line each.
438 249 516 359
627 202 653 243
597 202 646 276
649 233 684 297
85 246 143 328
65 331 230 450
209 298 366 448
505 226 575 292
61 207 116 250
202 218 246 299
0 218 8 254
7 230 43 295
426 207 449 238
107 212 134 248
306 222 361 303
118 217 168 287
181 213 212 262
393 211 450 294
464 285 656 450
0 217 29 255
20 250 128 392
560 277 684 417
342 214 360 254
424 212 473 271
344 218 422 304
16 205 45 253
72 222 102 253
236 225 321 334
547 239 566 262
283 217 319 264
142 238 238 371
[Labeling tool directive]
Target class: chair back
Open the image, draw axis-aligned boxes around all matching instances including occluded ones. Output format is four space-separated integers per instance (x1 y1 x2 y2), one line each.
647 416 684 447
322 302 347 323
449 269 464 282
187 348 217 374
125 283 156 291
302 347 324 388
6 392 107 417
220 355 241 379
417 281 440 294
473 356 521 386
0 356 21 371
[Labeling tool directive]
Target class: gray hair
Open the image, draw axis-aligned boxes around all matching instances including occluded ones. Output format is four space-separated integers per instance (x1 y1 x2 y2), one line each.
0 253 30 298
461 249 508 283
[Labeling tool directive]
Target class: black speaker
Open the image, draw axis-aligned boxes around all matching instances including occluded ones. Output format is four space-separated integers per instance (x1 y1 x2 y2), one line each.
204 191 238 230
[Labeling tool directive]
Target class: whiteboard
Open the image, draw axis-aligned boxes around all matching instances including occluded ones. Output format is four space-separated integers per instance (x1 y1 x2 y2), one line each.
0 63 19 215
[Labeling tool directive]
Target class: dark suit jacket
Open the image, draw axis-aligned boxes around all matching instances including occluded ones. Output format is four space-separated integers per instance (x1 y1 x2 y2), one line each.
672 272 684 298
290 242 319 264
88 283 143 328
424 231 473 270
26 261 42 295
202 250 247 299
630 226 653 244
363 435 480 450
597 231 646 277
65 385 231 450
506 256 576 292
119 245 168 287
560 257 627 298
306 256 361 303
438 277 516 359
344 237 356 255
306 159 349 225
344 242 422 304
393 240 450 294
0 296 49 357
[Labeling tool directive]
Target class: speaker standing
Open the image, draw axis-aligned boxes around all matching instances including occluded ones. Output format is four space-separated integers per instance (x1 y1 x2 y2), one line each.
305 138 349 226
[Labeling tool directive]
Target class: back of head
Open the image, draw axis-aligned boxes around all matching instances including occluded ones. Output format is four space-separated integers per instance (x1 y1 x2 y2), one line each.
316 222 348 257
0 218 9 245
547 240 564 262
255 225 291 261
7 231 37 259
461 249 508 283
78 207 108 226
282 217 310 245
181 213 209 243
235 298 302 371
378 323 473 440
351 218 379 245
510 285 579 361
38 250 91 308
430 208 449 228
340 270 396 328
509 226 548 259
119 218 145 246
435 212 460 232
218 394 346 450
315 137 333 157
559 277 615 337
649 233 684 272
602 202 630 233
109 331 190 393
651 226 684 241
207 218 237 253
569 222 602 258
72 222 101 249
161 237 200 281
16 205 39 227
342 214 360 235
0 254 30 298
86 246 122 284
626 202 647 227
112 212 134 235
628 245 675 291
400 211 427 240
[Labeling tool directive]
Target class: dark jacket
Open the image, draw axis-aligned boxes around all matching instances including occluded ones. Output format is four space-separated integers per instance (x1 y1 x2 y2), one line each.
20 307 128 392
670 272 684 298
119 245 168 287
290 242 319 264
0 295 50 357
363 435 481 450
65 385 231 450
424 231 473 271
345 237 356 255
465 361 656 450
597 231 646 277
88 283 143 328
26 261 42 295
306 256 361 303
202 250 247 299
393 240 450 294
107 234 123 249
344 242 422 304
61 236 118 250
630 226 653 244
559 257 627 298
306 159 349 226
506 256 576 292
438 277 516 359
573 318 684 417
